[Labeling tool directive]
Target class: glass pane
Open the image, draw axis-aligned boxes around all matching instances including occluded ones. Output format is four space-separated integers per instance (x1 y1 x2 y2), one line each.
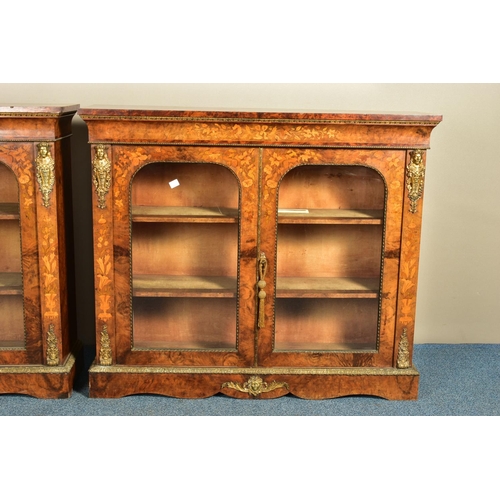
131 162 239 350
275 165 385 352
0 163 24 348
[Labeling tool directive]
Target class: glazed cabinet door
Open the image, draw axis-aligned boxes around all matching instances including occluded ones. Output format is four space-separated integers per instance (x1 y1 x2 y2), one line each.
92 145 259 367
257 148 406 368
0 144 43 365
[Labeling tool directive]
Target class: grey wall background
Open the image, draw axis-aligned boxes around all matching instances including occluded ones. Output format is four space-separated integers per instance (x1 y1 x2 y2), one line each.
1 83 499 345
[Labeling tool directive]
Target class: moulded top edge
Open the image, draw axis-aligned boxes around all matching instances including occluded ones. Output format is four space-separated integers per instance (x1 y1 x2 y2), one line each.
77 107 442 124
0 104 80 115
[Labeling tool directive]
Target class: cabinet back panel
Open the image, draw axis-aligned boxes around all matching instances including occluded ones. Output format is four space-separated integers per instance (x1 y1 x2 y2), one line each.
132 223 238 276
0 163 19 203
133 297 236 350
0 296 24 346
275 298 378 350
0 220 22 273
131 162 239 208
277 225 383 278
279 165 385 210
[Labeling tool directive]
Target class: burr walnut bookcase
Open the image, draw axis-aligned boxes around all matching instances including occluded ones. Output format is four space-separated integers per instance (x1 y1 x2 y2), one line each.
79 107 441 400
0 105 79 398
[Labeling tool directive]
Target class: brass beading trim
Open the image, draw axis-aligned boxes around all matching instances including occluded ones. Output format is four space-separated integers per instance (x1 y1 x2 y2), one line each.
87 140 431 151
89 364 418 376
0 134 72 143
79 114 440 126
0 352 76 374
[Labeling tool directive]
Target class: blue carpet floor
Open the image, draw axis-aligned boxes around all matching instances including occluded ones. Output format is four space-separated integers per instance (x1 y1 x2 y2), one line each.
1 344 499 415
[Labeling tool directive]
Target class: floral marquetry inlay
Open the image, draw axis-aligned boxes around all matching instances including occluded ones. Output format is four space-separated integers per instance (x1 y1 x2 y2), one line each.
398 218 422 330
188 122 341 143
0 143 36 211
96 217 113 322
38 215 61 323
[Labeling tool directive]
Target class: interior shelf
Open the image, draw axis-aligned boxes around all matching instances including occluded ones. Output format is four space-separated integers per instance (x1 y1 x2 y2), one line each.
0 203 20 220
133 274 237 297
278 208 383 224
133 276 379 299
274 341 376 352
133 339 236 350
276 277 379 298
132 206 238 223
0 272 23 295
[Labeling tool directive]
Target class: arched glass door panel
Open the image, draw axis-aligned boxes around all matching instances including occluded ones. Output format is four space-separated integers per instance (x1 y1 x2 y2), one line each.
275 164 385 351
130 162 240 350
0 163 24 348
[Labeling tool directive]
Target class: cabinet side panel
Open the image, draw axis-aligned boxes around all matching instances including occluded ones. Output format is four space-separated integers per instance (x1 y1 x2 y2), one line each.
35 141 66 366
91 144 116 365
56 136 77 359
394 150 427 367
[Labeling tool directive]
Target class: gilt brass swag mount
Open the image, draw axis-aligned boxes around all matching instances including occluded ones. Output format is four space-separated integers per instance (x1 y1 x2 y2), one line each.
46 324 60 366
222 376 289 397
92 144 112 209
406 149 425 213
35 142 55 208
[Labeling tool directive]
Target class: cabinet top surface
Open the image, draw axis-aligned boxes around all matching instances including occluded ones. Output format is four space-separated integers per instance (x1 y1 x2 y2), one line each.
0 104 79 116
78 107 442 123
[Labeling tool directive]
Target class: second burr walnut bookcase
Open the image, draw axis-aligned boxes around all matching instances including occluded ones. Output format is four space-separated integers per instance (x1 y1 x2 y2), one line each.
79 107 441 400
0 105 79 398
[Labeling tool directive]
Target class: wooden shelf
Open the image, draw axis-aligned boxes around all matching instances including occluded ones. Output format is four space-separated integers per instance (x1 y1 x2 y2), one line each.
133 275 237 297
278 208 383 224
0 339 24 348
133 276 379 298
133 339 235 350
276 277 379 298
0 273 23 295
0 203 20 220
132 206 238 223
274 341 376 352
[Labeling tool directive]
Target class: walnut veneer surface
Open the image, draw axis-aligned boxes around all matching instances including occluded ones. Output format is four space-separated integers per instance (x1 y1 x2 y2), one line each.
80 107 441 399
0 105 80 398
